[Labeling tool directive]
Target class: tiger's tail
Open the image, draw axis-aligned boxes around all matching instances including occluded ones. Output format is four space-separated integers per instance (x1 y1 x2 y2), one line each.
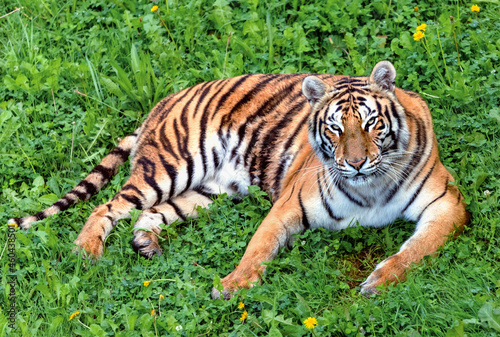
8 128 141 229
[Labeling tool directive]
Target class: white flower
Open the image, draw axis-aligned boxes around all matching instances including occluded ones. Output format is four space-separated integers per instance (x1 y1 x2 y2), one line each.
175 325 183 331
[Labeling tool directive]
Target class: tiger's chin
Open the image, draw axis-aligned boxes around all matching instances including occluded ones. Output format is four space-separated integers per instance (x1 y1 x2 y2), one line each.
346 174 374 186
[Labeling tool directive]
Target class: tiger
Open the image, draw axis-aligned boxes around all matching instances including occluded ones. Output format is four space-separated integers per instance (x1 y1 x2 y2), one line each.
8 61 469 298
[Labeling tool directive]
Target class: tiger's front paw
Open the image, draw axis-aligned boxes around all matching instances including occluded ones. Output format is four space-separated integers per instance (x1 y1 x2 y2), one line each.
73 234 104 260
211 265 263 300
360 254 405 295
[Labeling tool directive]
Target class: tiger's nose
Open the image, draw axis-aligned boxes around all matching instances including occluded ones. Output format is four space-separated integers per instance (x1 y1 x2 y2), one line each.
346 157 366 170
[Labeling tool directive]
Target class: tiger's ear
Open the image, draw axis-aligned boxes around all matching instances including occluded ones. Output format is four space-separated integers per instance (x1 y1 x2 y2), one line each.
302 76 327 106
370 61 396 92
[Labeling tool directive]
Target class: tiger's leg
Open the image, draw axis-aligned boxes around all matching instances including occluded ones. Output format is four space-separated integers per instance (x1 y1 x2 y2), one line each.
211 191 305 300
360 182 469 295
132 190 214 258
72 172 161 258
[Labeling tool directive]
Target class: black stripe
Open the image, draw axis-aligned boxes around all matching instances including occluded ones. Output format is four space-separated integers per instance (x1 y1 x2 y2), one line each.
137 157 163 205
120 193 143 210
334 77 365 85
212 148 221 168
402 159 437 213
318 172 343 221
35 211 47 221
193 186 219 200
53 196 73 211
404 90 422 98
71 189 88 200
149 206 169 225
180 85 203 131
298 194 310 230
334 86 368 95
192 80 222 118
389 101 402 141
120 185 144 200
281 183 296 204
158 84 200 121
285 112 309 151
160 212 168 225
416 179 449 222
311 107 323 146
158 154 178 198
90 165 115 181
110 147 130 162
159 122 180 161
167 200 187 221
77 180 98 196
336 181 366 207
243 118 268 167
174 122 195 191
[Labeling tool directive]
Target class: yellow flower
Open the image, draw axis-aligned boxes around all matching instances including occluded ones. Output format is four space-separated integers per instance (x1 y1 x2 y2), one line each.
143 280 151 287
240 310 248 321
150 309 156 316
8 222 18 228
303 317 318 330
416 23 427 31
414 6 418 12
413 31 425 41
471 5 480 12
238 302 245 309
159 294 165 300
151 5 159 12
69 311 80 320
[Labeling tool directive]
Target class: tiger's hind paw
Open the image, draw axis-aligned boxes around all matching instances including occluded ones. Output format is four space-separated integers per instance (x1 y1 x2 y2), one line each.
132 230 162 259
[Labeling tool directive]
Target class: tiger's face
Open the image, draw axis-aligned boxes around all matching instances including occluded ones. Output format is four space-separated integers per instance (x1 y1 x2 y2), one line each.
303 62 410 186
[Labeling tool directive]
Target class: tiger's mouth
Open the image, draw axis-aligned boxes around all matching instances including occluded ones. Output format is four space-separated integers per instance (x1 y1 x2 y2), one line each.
348 171 371 182
336 163 380 185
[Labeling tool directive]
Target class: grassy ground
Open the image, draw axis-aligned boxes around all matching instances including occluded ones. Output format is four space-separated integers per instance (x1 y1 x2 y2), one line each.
0 0 499 336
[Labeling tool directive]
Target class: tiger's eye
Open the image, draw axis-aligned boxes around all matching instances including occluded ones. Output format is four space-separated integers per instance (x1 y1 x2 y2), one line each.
367 117 377 126
329 124 342 134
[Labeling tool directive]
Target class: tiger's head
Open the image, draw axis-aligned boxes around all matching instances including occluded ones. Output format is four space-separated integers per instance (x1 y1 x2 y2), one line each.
303 61 410 186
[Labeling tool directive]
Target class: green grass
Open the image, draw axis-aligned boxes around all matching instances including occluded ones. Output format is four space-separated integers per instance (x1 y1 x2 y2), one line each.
0 0 499 336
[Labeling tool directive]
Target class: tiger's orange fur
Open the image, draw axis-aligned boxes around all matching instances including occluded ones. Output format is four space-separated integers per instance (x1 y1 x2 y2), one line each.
9 61 469 297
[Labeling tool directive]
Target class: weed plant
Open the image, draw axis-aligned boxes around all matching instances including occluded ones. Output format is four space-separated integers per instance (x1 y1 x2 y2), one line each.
0 0 499 336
